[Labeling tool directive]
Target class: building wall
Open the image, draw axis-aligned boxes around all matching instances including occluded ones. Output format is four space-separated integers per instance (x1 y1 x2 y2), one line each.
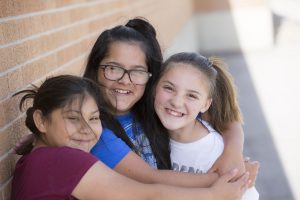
0 0 194 198
0 0 272 198
167 0 273 55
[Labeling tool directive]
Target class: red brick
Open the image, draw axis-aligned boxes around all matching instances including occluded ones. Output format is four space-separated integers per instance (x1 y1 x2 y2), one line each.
0 154 14 185
0 97 21 130
0 20 22 46
0 76 9 101
1 1 123 45
7 68 24 94
0 129 11 157
0 0 86 18
1 179 12 200
0 116 27 156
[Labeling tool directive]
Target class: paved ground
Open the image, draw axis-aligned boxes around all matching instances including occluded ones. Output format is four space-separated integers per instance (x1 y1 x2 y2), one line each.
219 11 300 200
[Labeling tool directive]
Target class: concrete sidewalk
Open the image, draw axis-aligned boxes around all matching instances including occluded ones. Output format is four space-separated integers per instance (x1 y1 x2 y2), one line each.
223 47 299 200
212 4 300 198
221 12 300 199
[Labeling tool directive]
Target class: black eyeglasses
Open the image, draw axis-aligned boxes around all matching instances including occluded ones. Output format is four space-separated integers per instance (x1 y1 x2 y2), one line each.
99 64 152 85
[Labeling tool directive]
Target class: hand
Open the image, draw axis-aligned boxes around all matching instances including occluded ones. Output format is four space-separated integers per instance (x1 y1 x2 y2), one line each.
211 168 249 200
208 150 245 180
14 133 35 154
244 158 260 187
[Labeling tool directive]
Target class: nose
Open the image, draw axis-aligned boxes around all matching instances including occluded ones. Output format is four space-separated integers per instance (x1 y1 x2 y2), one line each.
117 72 132 84
79 123 92 135
170 94 184 108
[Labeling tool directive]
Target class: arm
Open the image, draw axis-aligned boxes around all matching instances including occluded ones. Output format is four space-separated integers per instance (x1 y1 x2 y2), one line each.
92 128 218 187
209 121 245 177
73 161 249 200
115 151 218 187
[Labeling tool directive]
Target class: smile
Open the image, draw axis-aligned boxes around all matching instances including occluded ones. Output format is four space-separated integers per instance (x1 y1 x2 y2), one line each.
166 108 184 117
113 89 131 95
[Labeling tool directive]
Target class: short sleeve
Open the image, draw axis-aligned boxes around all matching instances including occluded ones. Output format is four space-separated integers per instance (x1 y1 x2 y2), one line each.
50 148 98 195
11 147 98 199
91 128 131 169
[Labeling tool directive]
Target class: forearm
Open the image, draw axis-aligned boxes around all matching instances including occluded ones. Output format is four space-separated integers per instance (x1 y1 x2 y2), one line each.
153 184 213 200
115 151 218 187
75 162 213 200
222 121 244 154
153 169 218 187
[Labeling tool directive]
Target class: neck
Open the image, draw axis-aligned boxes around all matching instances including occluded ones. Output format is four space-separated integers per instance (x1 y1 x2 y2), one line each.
32 138 48 150
169 120 209 143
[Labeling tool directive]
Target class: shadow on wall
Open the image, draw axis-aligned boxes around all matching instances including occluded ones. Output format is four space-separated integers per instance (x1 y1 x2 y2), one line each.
165 0 295 199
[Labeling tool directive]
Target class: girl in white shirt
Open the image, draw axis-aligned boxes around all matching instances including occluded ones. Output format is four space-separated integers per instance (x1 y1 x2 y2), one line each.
154 52 259 200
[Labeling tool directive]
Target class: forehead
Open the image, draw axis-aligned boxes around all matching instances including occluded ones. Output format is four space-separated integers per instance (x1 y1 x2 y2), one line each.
161 63 210 91
163 62 206 79
62 94 97 110
104 41 147 66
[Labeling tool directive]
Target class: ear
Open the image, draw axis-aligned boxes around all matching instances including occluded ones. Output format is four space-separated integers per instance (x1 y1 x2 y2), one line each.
200 98 212 113
33 110 47 133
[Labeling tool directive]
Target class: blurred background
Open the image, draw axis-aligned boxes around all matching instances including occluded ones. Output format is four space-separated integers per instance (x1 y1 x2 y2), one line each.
1 0 299 199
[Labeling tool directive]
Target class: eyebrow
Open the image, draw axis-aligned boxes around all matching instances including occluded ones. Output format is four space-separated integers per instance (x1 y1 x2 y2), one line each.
64 110 99 114
162 80 202 96
104 61 147 70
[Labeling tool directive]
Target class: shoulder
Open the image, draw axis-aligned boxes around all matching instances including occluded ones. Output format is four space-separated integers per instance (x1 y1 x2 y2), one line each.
25 147 97 166
100 128 120 141
91 128 131 168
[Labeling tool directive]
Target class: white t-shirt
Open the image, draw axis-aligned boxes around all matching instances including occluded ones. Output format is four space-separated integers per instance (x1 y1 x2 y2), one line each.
170 120 259 200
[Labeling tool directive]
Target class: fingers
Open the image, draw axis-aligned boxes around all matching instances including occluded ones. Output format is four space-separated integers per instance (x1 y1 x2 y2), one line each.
245 160 260 187
14 134 35 154
235 171 250 193
220 168 239 182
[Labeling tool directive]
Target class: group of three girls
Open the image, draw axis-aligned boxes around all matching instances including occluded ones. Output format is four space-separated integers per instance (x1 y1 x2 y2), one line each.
11 17 259 199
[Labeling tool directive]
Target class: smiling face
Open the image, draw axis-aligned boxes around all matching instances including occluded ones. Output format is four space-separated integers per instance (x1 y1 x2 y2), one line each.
37 95 102 152
97 41 148 115
154 63 212 135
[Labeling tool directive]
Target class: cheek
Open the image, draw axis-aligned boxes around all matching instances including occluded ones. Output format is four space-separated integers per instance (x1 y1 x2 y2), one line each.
64 122 78 133
94 124 102 138
190 103 203 117
154 89 167 108
136 85 146 98
97 72 110 86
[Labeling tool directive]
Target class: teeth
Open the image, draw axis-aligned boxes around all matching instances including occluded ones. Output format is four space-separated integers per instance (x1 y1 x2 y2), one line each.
114 89 130 94
167 108 183 117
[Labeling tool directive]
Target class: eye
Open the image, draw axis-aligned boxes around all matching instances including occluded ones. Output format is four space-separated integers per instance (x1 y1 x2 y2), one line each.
66 116 80 121
90 116 100 121
108 65 123 72
187 93 198 100
162 85 174 92
131 70 148 77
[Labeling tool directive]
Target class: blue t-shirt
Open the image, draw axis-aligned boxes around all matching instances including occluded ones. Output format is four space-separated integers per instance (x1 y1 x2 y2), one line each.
91 113 157 169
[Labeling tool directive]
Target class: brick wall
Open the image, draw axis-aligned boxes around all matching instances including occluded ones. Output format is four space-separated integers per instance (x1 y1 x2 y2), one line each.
0 0 194 198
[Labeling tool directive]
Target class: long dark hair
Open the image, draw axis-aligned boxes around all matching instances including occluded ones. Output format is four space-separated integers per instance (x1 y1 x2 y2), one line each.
14 75 114 155
83 17 171 169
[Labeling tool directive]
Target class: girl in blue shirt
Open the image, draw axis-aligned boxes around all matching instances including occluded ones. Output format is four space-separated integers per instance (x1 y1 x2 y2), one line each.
84 17 257 187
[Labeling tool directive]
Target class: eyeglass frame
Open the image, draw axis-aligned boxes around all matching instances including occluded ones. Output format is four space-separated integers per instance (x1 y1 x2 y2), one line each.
98 64 152 85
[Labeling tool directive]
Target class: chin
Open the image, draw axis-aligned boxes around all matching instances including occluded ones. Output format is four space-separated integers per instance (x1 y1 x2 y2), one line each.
161 122 179 131
115 107 131 114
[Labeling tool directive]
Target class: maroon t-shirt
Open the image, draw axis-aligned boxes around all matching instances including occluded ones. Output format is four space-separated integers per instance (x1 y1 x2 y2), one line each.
11 147 98 200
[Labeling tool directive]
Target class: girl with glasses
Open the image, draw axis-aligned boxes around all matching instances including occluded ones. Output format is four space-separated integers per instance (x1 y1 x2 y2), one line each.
83 17 257 187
